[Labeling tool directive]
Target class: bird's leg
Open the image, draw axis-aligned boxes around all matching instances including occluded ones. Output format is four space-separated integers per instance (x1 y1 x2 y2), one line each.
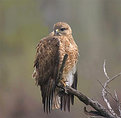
60 79 68 94
60 80 66 87
57 78 68 94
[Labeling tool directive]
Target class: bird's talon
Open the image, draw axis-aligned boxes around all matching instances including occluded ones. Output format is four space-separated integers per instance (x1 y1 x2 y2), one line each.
60 80 66 87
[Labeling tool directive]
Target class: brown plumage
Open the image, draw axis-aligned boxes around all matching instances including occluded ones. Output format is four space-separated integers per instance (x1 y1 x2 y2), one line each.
32 22 78 113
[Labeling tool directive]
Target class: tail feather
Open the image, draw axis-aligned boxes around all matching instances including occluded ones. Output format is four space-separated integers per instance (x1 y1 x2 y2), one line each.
40 79 55 113
67 95 70 112
60 93 71 111
64 95 67 111
52 91 60 109
71 71 78 105
60 71 78 111
41 71 78 112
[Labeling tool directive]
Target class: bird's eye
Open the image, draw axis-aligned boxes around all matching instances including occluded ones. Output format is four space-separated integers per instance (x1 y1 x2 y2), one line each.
60 28 66 31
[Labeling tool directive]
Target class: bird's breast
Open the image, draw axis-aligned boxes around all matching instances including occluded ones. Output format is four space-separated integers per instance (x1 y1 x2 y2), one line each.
58 36 78 75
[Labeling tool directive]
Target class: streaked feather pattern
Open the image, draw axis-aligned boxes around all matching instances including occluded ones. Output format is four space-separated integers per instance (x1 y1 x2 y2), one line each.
33 36 60 113
32 22 78 113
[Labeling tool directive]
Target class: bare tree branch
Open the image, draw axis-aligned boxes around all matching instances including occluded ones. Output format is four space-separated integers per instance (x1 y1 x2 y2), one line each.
114 90 121 117
97 80 117 102
103 60 121 84
57 55 118 118
103 60 110 80
102 60 121 118
57 55 121 118
66 86 114 118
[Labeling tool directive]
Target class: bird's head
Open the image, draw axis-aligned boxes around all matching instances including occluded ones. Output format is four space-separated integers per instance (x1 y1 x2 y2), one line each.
53 22 72 36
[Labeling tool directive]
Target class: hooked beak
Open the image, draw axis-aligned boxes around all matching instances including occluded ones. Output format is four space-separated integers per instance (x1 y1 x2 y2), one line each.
55 29 62 36
55 29 59 34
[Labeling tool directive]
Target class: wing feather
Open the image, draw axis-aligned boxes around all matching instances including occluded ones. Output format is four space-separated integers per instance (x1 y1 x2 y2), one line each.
33 36 60 113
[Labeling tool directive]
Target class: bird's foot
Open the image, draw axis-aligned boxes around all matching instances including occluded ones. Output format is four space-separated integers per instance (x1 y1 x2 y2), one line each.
60 80 66 87
60 80 68 94
57 80 68 94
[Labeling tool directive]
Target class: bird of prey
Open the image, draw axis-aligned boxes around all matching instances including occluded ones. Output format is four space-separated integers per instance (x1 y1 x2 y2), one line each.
32 22 78 113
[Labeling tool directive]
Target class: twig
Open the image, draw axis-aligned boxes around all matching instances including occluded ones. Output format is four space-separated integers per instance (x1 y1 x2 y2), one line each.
102 60 120 118
109 72 121 84
98 80 117 102
103 60 110 80
114 90 121 117
103 60 121 85
84 107 105 117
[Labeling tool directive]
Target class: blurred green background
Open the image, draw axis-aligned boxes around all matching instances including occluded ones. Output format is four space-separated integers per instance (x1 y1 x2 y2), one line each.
0 0 121 118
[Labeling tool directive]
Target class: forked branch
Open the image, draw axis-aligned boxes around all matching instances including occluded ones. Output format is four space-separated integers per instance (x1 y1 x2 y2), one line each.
57 54 121 118
99 60 121 118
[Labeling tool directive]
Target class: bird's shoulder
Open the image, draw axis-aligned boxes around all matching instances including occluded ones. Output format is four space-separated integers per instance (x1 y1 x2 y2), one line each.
36 35 60 54
33 35 60 84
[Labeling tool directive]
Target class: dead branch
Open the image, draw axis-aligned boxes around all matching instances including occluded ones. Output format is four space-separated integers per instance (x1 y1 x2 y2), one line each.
57 54 118 118
101 60 121 118
114 91 121 117
103 60 118 117
65 86 114 118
